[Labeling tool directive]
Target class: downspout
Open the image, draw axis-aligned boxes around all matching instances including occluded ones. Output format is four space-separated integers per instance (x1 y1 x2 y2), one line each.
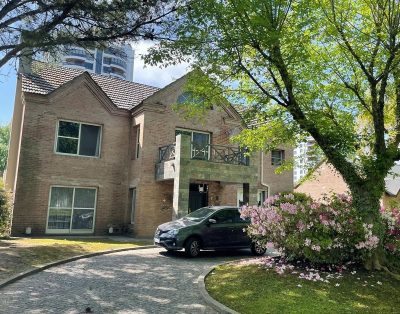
260 151 270 198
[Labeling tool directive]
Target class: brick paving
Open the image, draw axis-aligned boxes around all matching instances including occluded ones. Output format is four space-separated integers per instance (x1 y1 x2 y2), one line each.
0 247 253 314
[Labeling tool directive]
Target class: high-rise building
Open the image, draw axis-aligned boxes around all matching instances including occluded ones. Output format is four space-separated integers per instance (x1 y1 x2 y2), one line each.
58 44 134 81
293 137 321 183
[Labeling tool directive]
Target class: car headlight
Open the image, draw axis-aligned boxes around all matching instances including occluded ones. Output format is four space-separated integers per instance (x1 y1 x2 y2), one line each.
163 229 178 238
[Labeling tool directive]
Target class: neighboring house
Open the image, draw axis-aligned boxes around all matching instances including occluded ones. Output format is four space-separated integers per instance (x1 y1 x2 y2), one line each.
48 44 134 81
5 61 293 237
295 161 400 207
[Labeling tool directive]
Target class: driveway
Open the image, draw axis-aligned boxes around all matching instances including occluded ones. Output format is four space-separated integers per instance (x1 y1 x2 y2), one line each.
0 247 254 313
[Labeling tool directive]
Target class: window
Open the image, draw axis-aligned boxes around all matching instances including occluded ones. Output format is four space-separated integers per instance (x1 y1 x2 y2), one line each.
257 189 269 206
212 210 236 224
47 187 97 233
176 128 210 160
56 120 101 157
136 126 141 159
271 150 285 166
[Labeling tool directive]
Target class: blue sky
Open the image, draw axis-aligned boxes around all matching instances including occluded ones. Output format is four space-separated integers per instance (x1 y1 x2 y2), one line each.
0 62 17 126
0 41 189 126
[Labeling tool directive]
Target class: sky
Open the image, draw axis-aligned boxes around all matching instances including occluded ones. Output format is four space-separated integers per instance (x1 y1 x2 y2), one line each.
0 40 190 126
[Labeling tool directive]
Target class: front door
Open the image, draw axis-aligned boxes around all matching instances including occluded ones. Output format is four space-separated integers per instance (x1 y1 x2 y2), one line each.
188 184 208 213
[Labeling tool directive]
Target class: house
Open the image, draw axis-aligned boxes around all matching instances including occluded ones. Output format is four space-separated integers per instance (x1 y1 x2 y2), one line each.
4 61 293 237
295 161 400 208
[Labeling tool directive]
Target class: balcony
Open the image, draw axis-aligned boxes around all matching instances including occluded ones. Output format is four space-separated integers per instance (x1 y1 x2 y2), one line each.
156 134 255 182
158 142 249 165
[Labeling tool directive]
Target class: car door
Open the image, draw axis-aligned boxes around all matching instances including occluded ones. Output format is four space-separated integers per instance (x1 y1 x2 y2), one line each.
232 211 251 246
201 209 237 248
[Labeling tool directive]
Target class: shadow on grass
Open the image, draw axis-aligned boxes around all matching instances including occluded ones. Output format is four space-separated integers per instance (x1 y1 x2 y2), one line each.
206 265 400 314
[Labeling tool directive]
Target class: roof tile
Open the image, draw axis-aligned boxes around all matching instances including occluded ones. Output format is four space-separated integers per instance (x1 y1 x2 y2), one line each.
21 61 159 110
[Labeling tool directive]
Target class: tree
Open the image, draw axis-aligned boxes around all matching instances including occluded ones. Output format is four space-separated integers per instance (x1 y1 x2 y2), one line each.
146 0 400 270
0 124 9 174
0 0 180 69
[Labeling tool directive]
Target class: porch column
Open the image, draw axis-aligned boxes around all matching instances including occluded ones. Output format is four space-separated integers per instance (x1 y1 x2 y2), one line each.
243 183 249 205
249 184 258 205
172 134 191 219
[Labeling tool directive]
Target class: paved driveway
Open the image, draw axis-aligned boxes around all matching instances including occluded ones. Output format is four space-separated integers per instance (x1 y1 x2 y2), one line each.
0 247 253 314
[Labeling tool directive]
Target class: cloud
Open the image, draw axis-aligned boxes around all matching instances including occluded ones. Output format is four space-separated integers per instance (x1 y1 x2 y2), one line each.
131 40 191 88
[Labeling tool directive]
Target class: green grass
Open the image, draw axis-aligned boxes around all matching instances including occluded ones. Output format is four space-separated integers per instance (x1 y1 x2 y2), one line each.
0 237 152 281
206 264 400 314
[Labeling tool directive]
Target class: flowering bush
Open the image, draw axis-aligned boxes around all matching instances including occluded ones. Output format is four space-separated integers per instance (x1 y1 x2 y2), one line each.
240 193 378 264
381 207 400 265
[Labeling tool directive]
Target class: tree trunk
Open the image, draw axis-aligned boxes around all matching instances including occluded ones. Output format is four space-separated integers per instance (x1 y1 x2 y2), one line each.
349 183 386 270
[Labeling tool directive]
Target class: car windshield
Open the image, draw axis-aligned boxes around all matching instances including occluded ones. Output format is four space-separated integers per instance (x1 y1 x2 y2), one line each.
184 207 216 221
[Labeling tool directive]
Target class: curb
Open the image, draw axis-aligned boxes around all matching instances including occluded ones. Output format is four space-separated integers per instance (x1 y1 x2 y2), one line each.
0 245 156 290
198 261 240 314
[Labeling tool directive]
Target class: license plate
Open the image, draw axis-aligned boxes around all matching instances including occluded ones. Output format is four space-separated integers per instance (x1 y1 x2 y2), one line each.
154 238 160 244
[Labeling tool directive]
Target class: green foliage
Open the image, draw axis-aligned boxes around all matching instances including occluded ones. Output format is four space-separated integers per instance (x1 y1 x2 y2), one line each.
0 125 10 174
0 179 12 237
147 1 400 228
0 1 179 68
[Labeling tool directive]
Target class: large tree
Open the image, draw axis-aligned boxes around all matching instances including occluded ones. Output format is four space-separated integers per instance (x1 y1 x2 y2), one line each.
0 124 10 174
0 0 180 68
146 0 400 270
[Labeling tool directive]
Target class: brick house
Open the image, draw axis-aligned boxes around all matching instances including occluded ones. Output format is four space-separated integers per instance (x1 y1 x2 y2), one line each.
295 161 400 208
5 62 293 237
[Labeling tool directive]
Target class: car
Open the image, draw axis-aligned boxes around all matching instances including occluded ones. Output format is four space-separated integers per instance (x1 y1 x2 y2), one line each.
154 206 266 257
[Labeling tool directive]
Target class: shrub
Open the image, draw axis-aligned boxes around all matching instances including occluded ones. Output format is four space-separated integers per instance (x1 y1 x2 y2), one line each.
240 193 372 264
381 207 400 268
0 179 12 237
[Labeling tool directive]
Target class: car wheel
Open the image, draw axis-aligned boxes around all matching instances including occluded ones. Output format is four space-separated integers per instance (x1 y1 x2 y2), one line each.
185 237 201 257
251 242 266 256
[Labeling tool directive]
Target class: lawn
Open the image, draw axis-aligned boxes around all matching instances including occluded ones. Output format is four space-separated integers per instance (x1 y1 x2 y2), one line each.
206 260 400 314
0 237 152 282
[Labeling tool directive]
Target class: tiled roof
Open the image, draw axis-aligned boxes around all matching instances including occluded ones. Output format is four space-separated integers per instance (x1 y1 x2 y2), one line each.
21 61 159 110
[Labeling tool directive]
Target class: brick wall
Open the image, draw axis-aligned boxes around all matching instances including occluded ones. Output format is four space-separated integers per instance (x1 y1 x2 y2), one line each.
11 78 131 235
129 77 246 236
295 161 349 200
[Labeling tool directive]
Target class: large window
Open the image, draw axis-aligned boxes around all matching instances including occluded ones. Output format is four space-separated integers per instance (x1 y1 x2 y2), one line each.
176 128 210 160
56 120 101 157
271 150 285 166
47 187 97 233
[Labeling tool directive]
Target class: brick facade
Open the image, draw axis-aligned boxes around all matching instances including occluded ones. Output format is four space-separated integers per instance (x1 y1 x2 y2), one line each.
6 67 293 237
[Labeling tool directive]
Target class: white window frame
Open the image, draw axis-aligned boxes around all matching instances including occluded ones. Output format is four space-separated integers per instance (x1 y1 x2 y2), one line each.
176 128 211 160
136 126 141 159
54 119 102 158
46 185 98 234
257 189 269 206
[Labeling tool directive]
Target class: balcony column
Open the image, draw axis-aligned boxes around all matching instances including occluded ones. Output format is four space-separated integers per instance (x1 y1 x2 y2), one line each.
172 134 191 219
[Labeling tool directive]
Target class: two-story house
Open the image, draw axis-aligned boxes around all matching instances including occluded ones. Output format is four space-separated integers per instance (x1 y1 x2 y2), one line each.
4 61 293 237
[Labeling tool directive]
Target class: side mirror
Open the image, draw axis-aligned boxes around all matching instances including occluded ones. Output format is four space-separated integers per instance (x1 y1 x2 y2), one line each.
208 218 217 224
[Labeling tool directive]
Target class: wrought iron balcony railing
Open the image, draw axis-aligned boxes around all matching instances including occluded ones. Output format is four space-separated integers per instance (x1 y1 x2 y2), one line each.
158 142 249 166
192 143 249 166
158 143 176 162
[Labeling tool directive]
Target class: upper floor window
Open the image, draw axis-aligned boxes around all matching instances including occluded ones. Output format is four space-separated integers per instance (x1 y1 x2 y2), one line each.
136 126 141 159
56 120 101 157
271 149 285 166
176 128 210 160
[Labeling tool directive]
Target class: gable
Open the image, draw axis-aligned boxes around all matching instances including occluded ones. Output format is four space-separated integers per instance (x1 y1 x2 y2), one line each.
46 73 129 117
